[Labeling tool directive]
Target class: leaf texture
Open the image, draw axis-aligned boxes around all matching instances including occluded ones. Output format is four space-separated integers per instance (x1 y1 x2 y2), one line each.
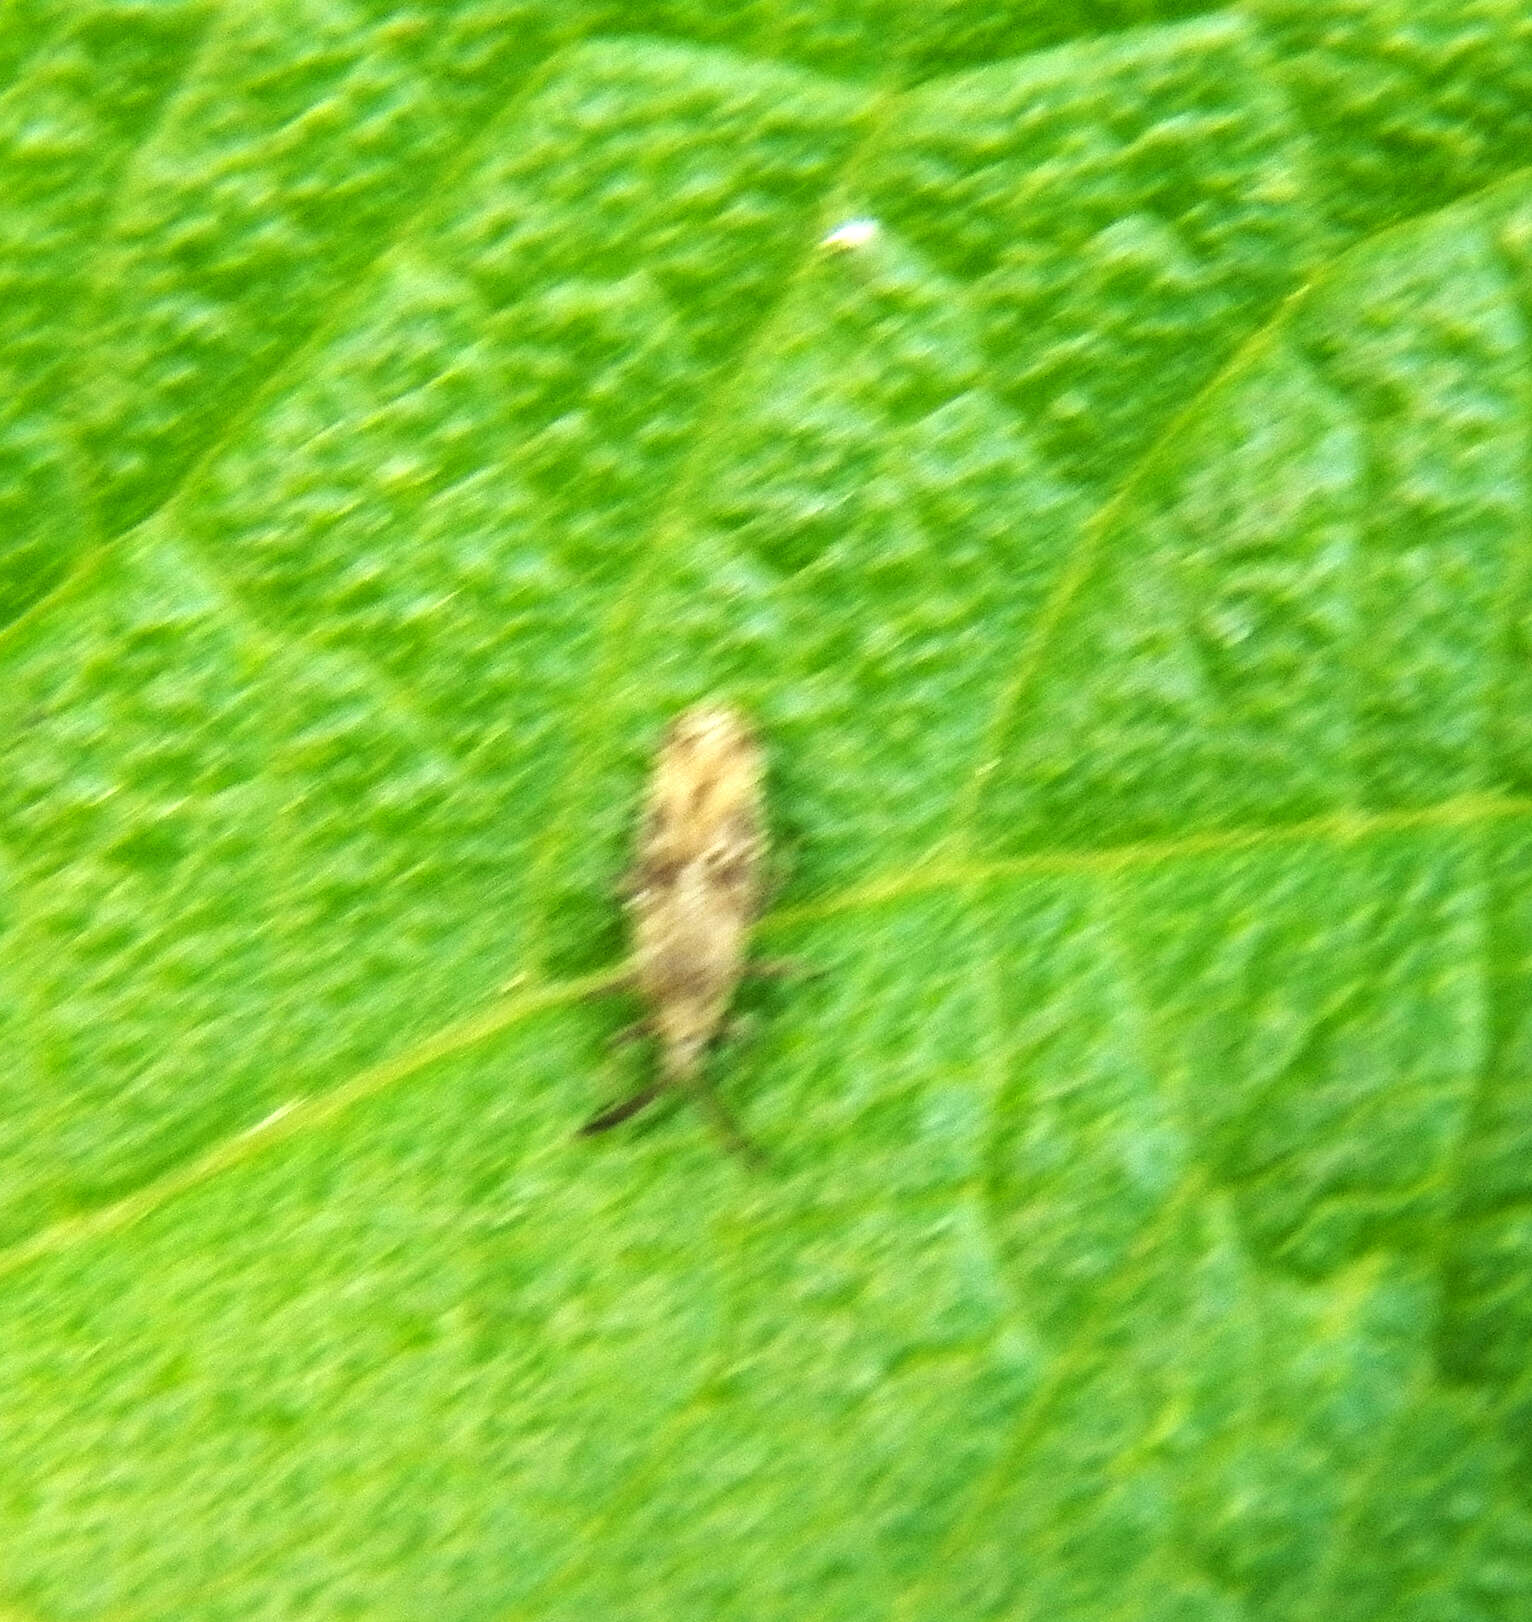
1 3 1531 1618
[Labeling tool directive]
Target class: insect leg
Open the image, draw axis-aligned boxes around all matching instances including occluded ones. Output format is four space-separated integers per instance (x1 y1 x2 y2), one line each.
677 1074 768 1169
608 1018 651 1049
747 957 818 981
578 1083 663 1136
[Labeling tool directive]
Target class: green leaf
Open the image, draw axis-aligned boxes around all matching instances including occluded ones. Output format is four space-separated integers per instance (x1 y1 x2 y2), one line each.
2 4 1531 1619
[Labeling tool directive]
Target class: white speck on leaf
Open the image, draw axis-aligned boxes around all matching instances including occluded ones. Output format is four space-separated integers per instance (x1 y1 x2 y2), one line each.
820 217 880 251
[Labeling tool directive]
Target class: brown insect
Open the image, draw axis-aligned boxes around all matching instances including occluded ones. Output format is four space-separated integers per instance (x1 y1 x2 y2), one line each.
580 702 785 1163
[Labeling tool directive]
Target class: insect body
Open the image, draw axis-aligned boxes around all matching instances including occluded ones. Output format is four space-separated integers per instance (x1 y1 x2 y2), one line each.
580 703 768 1161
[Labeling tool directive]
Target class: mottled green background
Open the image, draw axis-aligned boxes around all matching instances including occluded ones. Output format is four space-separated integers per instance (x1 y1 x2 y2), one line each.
2 2 1531 1617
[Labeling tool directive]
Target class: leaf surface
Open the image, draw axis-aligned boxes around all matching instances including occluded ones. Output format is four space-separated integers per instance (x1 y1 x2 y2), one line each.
2 3 1531 1618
